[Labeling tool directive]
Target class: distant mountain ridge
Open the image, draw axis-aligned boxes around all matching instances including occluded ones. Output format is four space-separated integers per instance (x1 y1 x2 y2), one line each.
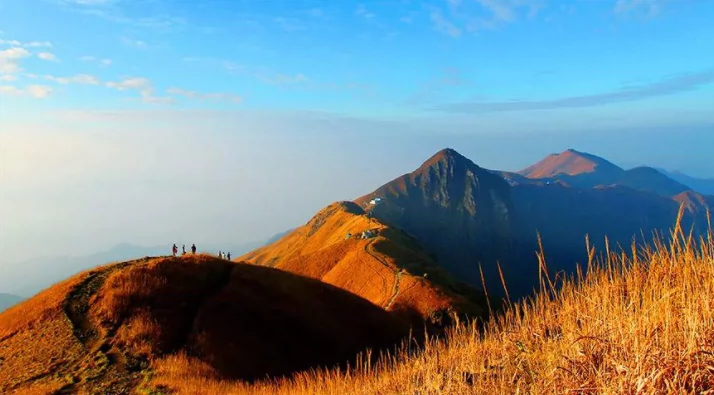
515 149 693 197
350 147 711 301
0 293 23 313
519 148 623 178
656 168 714 195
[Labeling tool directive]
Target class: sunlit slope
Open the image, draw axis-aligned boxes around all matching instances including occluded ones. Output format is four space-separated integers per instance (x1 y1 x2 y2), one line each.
0 255 414 394
239 201 485 320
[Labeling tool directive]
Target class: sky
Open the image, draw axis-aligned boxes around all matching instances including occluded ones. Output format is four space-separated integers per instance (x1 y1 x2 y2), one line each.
0 0 713 267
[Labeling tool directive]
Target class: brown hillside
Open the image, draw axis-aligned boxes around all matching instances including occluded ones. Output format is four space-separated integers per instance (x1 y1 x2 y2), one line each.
239 201 485 322
0 255 414 394
519 148 623 178
673 190 714 215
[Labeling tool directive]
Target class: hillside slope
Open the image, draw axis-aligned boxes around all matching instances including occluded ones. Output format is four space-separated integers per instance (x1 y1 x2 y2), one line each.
239 201 486 323
0 255 414 394
192 213 714 395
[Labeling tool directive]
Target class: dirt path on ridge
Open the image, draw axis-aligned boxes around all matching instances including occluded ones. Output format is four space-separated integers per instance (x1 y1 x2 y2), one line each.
365 240 404 311
53 257 156 395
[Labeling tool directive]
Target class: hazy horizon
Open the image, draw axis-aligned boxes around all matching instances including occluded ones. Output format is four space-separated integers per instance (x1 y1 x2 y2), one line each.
1 0 713 265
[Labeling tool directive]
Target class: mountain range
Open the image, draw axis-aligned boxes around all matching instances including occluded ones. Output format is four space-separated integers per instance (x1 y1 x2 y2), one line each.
255 148 712 303
656 168 714 195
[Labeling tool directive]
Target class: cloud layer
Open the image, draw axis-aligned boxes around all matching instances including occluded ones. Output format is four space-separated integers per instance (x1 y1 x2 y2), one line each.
431 69 714 112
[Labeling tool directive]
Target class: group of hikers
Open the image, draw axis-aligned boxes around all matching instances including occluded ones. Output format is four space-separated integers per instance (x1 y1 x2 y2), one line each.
172 243 197 256
171 243 232 260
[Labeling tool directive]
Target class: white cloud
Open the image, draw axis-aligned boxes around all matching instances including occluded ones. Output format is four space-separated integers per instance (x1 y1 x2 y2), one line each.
272 17 307 32
356 4 375 19
80 56 112 66
0 47 31 59
256 72 309 86
119 36 148 48
37 52 58 62
475 0 516 22
166 87 242 103
0 75 17 81
307 8 325 18
139 91 175 104
614 0 668 18
26 41 53 48
65 0 115 4
430 10 462 38
0 47 31 74
105 77 151 91
27 85 53 98
0 84 53 98
45 74 100 85
105 77 173 104
0 39 52 48
431 0 544 37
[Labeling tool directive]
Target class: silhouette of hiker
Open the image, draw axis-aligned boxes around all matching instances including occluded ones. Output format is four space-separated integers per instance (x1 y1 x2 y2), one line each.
182 244 186 255
191 244 196 254
172 243 178 257
218 251 223 259
227 252 231 260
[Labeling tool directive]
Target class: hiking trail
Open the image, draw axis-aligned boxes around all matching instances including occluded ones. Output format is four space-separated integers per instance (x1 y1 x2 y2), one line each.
54 257 154 395
365 239 404 311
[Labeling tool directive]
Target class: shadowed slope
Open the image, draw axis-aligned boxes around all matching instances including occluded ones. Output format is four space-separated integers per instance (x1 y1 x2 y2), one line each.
239 200 486 323
658 169 714 195
352 148 711 302
0 255 415 393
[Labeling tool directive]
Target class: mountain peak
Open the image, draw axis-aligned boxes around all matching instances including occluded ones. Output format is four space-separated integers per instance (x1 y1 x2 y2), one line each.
519 149 623 178
419 148 477 171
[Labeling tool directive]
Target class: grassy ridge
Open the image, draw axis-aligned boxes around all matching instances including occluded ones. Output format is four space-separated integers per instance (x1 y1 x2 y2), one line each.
153 207 714 394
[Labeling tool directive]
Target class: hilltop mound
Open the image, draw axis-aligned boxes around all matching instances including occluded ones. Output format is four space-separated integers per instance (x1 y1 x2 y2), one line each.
518 150 691 197
519 149 623 178
0 255 413 394
239 200 486 323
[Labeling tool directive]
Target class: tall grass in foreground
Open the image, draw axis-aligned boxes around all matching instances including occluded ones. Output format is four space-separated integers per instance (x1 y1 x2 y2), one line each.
153 209 714 394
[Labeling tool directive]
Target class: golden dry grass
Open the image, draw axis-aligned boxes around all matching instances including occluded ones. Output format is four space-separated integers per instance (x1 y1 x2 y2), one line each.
153 210 714 394
1 253 415 393
239 201 483 319
0 267 96 393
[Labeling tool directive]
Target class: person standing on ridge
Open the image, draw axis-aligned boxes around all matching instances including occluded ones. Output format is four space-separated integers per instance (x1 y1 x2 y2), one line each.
191 244 196 254
218 251 223 259
227 252 231 261
172 244 178 257
182 244 186 255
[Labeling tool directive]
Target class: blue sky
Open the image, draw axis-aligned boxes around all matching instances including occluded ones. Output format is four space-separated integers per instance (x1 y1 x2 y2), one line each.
0 0 713 268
